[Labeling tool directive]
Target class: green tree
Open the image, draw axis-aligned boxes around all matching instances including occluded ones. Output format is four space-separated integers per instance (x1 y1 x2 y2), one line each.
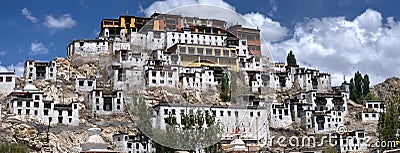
0 143 29 153
363 74 370 94
378 93 400 151
160 107 221 152
349 71 371 104
220 73 230 102
286 50 297 65
349 78 357 101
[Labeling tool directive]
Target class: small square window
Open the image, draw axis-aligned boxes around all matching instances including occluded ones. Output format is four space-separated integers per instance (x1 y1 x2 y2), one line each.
88 81 93 86
79 81 84 86
6 77 12 82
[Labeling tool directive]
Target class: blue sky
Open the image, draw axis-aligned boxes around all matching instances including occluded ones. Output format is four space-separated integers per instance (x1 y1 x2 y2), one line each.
1 0 400 85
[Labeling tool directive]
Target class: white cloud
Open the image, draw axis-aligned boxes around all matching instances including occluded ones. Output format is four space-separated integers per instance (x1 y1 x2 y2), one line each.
31 42 49 55
144 0 235 17
268 0 278 17
0 61 24 76
0 61 7 72
0 51 5 56
242 12 288 42
271 9 400 86
44 14 76 29
7 62 24 76
21 7 39 23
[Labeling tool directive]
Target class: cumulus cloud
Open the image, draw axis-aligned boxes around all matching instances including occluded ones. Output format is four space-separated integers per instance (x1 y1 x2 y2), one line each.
7 62 25 76
144 0 235 17
0 61 24 76
271 9 400 86
31 42 49 55
0 61 7 72
243 12 288 42
21 7 39 23
44 14 76 29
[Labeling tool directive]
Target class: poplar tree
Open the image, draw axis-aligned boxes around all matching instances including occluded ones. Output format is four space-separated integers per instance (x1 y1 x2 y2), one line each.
286 50 297 65
378 93 400 150
349 71 371 104
220 73 230 102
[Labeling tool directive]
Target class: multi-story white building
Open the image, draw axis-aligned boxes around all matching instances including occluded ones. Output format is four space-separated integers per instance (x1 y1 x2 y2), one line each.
67 39 109 58
270 100 292 128
290 90 349 134
361 100 385 121
111 50 149 88
266 64 331 92
0 71 15 93
145 66 179 88
152 103 270 151
7 84 79 125
113 134 155 153
336 130 368 152
88 88 124 115
24 60 57 82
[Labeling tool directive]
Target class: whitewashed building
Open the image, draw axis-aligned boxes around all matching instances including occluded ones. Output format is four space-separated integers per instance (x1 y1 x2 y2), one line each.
24 60 57 82
290 90 349 134
67 39 109 58
361 100 385 121
266 64 331 92
270 100 292 128
7 84 79 125
113 134 155 153
336 130 368 152
152 103 270 150
0 71 15 93
75 77 96 92
111 50 148 90
88 88 124 115
145 67 179 88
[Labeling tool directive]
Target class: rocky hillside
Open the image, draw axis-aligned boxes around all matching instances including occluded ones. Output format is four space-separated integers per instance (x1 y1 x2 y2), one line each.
370 77 400 101
0 57 137 153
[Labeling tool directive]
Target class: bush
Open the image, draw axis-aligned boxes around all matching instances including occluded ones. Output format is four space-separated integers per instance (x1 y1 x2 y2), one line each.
0 143 29 153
